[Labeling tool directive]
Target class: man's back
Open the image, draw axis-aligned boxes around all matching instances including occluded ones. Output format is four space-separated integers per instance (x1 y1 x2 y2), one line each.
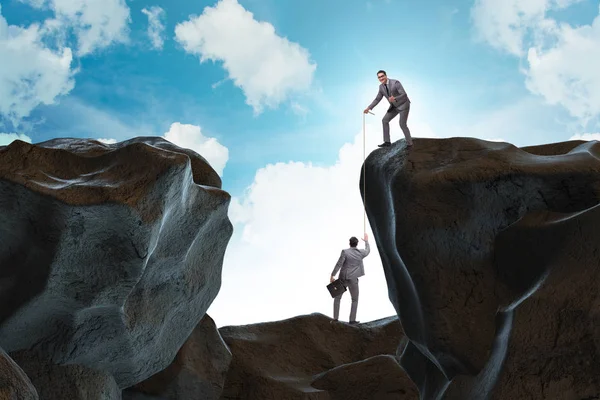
332 241 370 280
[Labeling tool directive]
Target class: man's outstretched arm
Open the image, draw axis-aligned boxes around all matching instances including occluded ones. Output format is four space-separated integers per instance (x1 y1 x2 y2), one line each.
366 89 383 111
361 233 370 257
331 251 346 280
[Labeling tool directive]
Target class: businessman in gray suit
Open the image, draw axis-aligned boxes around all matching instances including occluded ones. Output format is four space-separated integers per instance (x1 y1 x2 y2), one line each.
330 233 370 324
364 70 413 148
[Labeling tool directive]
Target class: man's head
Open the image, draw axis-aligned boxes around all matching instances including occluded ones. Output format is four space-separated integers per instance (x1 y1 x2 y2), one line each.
349 237 359 247
377 70 387 83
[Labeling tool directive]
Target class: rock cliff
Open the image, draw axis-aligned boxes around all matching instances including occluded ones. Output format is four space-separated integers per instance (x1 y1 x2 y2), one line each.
362 138 600 398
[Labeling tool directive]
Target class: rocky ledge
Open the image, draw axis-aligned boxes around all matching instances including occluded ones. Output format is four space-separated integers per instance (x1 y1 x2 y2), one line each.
124 313 416 400
362 137 600 399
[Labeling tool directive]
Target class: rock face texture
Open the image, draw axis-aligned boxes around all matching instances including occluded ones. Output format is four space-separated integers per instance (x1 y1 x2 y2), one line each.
311 354 419 400
10 351 121 400
0 137 233 388
219 313 408 400
0 347 38 400
362 138 600 399
123 314 232 400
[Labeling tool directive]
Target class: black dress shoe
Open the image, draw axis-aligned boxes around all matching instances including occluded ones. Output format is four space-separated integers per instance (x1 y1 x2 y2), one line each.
378 142 391 147
348 320 360 324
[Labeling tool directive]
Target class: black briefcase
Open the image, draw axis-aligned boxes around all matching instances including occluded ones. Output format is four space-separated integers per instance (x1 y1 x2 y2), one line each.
327 279 346 298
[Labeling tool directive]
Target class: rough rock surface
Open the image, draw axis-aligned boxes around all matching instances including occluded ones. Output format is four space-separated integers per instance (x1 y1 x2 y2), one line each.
123 314 232 400
0 137 233 388
362 138 600 398
312 354 419 400
0 347 38 400
446 205 600 399
10 351 120 399
218 313 407 400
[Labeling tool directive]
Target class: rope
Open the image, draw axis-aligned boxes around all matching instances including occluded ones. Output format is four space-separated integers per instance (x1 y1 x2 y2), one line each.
362 112 366 235
362 110 374 236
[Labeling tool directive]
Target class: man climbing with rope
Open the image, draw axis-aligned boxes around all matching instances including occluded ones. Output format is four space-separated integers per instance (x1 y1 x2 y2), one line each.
330 233 370 324
364 70 413 148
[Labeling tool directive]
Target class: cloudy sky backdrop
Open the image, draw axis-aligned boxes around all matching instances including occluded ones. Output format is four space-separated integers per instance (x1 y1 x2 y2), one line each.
1 0 599 326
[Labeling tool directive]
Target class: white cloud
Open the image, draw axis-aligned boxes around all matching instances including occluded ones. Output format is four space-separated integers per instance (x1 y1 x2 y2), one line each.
162 122 229 177
569 132 600 141
290 102 309 117
211 79 227 89
471 0 600 123
141 6 166 50
174 0 316 114
0 0 131 125
470 0 585 56
23 0 131 56
97 137 117 144
0 133 32 146
0 5 75 124
525 17 600 122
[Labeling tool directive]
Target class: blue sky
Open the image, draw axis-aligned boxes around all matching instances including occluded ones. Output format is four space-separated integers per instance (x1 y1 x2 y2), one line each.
3 0 597 195
2 0 599 326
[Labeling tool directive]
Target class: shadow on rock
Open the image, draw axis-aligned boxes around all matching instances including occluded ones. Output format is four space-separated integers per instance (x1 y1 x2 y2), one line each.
123 314 232 400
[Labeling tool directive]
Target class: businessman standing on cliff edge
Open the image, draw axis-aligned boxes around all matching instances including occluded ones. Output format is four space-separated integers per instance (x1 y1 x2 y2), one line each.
330 234 370 324
364 70 413 148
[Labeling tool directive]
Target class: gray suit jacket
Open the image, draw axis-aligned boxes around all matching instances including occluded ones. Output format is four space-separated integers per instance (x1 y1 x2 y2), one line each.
331 241 371 280
368 78 410 112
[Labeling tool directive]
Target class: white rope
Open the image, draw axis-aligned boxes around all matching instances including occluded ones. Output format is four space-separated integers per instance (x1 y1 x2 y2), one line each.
362 111 374 235
362 112 366 235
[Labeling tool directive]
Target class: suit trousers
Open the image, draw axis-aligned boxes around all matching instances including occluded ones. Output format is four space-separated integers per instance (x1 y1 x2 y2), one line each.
333 278 359 322
382 103 412 144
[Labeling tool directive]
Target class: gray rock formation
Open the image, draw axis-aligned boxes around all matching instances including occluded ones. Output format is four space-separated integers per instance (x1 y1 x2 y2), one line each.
123 314 232 400
312 354 419 400
0 137 233 388
219 313 407 400
11 351 120 399
0 347 38 400
362 138 600 398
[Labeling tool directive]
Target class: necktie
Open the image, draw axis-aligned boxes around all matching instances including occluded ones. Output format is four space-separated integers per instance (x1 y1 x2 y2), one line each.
384 82 390 97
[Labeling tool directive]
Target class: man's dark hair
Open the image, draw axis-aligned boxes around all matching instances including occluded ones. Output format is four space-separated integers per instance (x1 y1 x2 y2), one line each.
349 237 359 247
377 70 387 77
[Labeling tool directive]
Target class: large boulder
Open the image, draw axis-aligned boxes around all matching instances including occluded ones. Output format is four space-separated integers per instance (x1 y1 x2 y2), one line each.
0 347 38 399
123 314 232 400
362 138 600 398
0 137 233 388
218 313 407 400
